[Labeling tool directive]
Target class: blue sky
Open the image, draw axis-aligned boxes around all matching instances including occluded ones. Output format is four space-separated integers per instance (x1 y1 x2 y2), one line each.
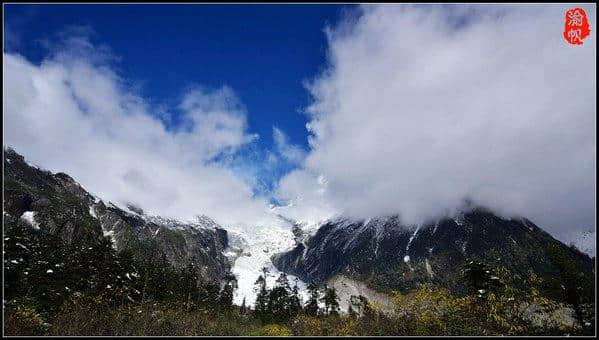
4 4 351 193
4 5 595 252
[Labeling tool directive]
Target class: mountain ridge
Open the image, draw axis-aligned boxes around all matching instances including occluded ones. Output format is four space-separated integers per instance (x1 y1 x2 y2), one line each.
3 147 231 282
272 206 594 298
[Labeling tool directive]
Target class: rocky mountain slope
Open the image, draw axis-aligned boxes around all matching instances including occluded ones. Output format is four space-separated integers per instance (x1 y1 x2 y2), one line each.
3 148 231 282
4 146 595 307
272 208 594 297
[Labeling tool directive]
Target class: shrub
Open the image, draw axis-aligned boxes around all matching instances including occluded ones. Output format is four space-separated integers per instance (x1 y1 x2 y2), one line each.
291 315 322 335
251 324 293 336
4 305 47 336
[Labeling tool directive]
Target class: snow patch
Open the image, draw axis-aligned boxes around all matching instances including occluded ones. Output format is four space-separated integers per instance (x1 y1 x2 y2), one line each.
224 250 238 258
425 259 434 278
103 230 117 249
89 206 97 218
406 224 421 252
16 242 29 251
455 213 466 226
432 222 439 234
20 211 40 230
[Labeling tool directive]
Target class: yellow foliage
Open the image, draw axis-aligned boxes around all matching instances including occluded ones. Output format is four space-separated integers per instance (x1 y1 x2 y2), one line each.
291 315 322 336
251 324 292 336
5 306 47 335
337 317 358 336
391 285 462 335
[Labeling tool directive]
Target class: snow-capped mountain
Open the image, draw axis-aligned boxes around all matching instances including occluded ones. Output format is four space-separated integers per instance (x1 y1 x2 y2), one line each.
272 208 595 298
4 148 230 281
4 147 595 312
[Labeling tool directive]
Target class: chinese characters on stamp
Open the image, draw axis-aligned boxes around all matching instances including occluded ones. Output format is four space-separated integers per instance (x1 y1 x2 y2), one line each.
563 8 591 45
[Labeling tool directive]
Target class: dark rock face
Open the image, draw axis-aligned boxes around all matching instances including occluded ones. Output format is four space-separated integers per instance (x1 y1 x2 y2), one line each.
4 148 104 245
273 208 594 295
3 147 231 281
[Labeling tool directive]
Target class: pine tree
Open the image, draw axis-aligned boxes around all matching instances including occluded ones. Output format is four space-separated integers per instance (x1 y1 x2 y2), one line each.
240 296 247 315
348 304 356 318
305 281 320 316
218 273 238 312
462 260 504 297
321 285 340 316
253 267 270 323
288 278 303 318
268 273 292 322
546 244 594 328
359 295 370 316
199 280 221 310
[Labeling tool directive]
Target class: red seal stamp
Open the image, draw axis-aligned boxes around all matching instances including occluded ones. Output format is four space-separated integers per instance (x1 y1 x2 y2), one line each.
563 8 591 45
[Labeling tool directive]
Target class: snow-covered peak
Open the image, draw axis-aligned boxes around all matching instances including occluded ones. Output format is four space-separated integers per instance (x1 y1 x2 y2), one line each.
193 214 220 230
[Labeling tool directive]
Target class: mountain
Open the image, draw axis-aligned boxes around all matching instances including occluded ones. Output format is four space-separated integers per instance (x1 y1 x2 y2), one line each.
3 147 231 282
272 208 594 299
3 146 595 307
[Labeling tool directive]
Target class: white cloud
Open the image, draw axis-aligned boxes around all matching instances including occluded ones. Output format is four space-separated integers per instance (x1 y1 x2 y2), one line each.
272 126 306 165
278 4 596 245
180 86 258 160
3 7 596 253
3 34 273 227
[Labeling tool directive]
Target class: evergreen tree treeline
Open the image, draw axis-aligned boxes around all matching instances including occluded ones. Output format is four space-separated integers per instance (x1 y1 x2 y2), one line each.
3 223 239 318
250 268 343 323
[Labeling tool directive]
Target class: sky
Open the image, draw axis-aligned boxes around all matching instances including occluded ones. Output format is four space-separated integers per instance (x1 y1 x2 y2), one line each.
3 4 596 253
4 4 348 194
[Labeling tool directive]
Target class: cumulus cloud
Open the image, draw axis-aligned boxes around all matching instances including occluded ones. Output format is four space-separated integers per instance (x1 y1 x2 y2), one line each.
3 32 272 227
278 4 596 246
272 126 307 165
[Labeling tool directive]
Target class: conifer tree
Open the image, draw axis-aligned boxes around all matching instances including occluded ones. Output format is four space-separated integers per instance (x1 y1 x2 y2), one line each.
305 281 320 316
348 304 356 318
268 272 291 322
462 260 504 297
321 285 340 316
218 273 238 312
288 278 303 318
240 296 247 315
546 244 594 328
199 280 221 310
253 267 270 323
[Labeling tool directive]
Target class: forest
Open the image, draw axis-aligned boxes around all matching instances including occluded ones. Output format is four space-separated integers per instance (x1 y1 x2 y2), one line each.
4 222 595 336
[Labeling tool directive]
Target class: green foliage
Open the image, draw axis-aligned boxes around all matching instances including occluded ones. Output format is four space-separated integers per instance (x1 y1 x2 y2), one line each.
462 259 504 297
252 267 270 323
320 285 340 315
252 270 304 324
218 273 238 313
545 243 595 333
3 222 137 317
304 281 320 316
4 210 593 336
3 305 48 336
4 219 239 335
